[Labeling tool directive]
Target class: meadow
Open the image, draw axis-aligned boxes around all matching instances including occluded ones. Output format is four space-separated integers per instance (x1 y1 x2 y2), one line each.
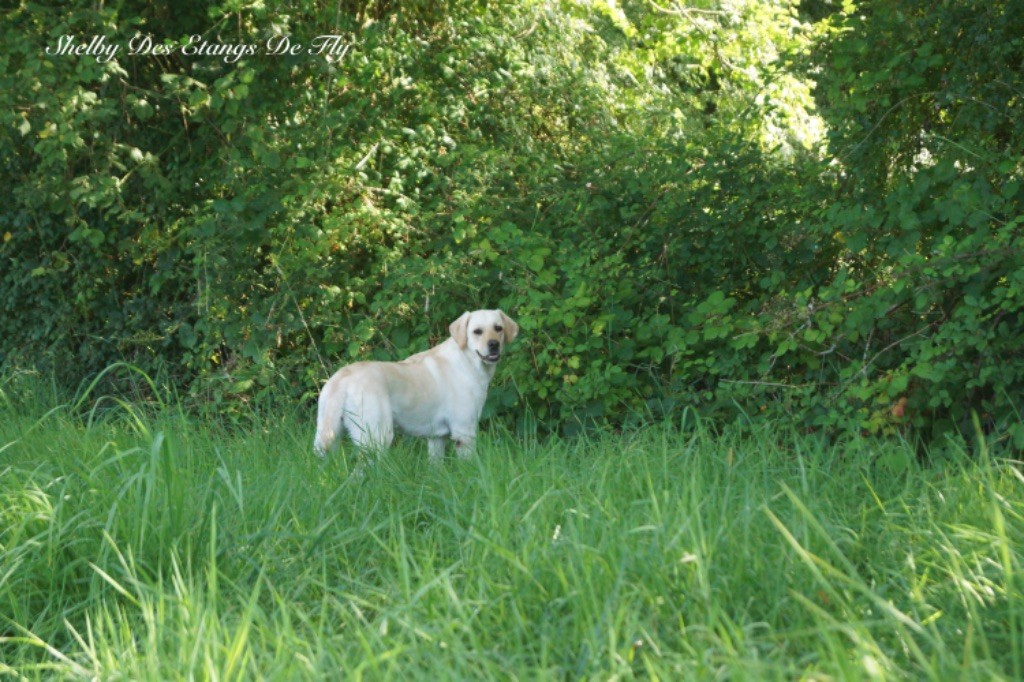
1 375 1022 680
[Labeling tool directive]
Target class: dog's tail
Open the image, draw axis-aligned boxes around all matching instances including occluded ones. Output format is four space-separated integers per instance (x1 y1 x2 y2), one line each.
313 374 346 458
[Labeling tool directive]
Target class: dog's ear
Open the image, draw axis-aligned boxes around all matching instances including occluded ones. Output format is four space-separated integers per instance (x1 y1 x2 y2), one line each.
498 310 519 344
449 311 471 349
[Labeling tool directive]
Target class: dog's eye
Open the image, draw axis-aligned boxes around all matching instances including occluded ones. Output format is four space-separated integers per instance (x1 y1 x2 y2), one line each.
495 325 503 333
473 328 483 335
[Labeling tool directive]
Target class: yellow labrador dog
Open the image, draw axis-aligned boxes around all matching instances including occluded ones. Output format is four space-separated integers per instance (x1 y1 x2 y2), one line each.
314 309 518 464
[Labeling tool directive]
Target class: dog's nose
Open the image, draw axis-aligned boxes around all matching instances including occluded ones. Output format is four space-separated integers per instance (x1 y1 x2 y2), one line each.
488 340 500 353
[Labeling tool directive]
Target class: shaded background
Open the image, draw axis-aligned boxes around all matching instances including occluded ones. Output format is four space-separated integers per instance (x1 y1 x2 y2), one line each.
2 0 1022 446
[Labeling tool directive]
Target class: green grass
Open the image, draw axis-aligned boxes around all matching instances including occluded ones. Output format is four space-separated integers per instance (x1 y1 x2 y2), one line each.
1 377 1022 679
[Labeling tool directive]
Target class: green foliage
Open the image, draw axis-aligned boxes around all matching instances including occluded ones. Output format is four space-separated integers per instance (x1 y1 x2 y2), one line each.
785 0 1024 442
1 0 1022 446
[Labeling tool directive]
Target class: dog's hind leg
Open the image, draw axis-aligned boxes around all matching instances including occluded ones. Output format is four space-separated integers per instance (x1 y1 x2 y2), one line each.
344 388 394 454
314 376 348 458
343 389 394 478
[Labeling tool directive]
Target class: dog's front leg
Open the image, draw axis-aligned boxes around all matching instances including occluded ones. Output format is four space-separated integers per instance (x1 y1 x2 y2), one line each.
428 437 446 465
452 432 476 460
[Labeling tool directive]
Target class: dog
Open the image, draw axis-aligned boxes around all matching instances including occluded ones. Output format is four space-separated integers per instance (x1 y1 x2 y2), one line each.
314 309 518 464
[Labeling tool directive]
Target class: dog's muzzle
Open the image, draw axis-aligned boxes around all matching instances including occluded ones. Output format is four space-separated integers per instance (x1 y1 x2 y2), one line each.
477 350 501 364
478 341 502 364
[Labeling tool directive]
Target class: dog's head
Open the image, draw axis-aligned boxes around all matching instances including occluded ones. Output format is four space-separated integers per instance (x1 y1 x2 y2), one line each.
449 309 519 365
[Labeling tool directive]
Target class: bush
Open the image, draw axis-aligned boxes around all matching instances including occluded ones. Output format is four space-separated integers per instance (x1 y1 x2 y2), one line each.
2 0 1022 448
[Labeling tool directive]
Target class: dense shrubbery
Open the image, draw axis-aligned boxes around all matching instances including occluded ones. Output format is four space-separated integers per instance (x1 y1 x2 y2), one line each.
2 0 1022 446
